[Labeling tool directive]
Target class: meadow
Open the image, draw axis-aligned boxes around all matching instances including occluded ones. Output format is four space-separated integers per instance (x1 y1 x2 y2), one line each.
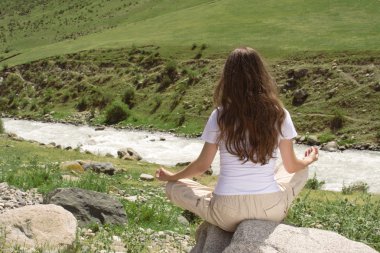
0 134 379 251
0 0 379 66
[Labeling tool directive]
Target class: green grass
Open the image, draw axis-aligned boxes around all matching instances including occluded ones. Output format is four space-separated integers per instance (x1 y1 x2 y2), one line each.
0 134 199 252
286 190 380 251
0 0 379 66
1 135 379 251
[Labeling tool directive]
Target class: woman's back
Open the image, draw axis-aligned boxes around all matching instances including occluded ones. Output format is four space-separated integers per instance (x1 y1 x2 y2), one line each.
202 108 297 195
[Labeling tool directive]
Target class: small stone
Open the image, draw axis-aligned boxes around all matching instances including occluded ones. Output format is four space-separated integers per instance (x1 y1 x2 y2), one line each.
140 173 154 181
124 196 138 202
321 141 338 152
112 235 122 242
177 215 190 226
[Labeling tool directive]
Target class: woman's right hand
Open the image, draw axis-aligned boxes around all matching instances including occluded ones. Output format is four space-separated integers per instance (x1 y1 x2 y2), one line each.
155 167 175 181
304 146 319 164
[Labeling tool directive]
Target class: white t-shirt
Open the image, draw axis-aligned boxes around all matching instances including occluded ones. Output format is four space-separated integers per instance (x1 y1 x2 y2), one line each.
201 108 297 195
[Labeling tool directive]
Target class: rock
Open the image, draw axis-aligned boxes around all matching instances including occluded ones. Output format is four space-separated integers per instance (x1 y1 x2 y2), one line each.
372 82 380 92
293 68 308 79
0 183 43 213
292 89 309 106
192 220 376 253
44 188 127 226
191 222 233 253
159 137 166 141
284 78 298 90
117 148 142 161
205 167 213 176
0 204 77 251
140 173 154 181
287 68 308 80
124 196 138 202
327 87 338 99
321 141 339 152
176 161 191 167
78 160 117 175
60 161 84 173
62 174 80 182
95 126 105 131
178 215 190 226
306 135 320 145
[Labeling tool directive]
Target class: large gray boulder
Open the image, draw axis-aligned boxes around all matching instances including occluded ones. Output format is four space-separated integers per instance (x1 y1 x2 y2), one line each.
191 220 376 253
0 204 77 251
44 188 127 226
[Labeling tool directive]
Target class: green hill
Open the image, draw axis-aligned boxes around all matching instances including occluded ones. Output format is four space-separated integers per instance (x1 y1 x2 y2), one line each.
0 0 379 147
1 0 379 66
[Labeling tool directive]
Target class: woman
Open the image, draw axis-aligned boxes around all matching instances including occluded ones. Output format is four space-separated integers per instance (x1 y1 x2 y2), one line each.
155 47 318 232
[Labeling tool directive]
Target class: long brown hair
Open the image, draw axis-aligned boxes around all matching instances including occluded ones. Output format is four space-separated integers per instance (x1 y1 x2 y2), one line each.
214 47 285 165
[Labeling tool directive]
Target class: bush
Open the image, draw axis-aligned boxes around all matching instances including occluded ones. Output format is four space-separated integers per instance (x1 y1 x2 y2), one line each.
305 174 325 190
330 110 344 133
318 132 335 143
194 52 202 59
104 101 130 125
376 131 380 143
342 181 369 195
150 96 162 114
164 61 177 75
122 87 136 108
0 118 4 134
76 97 89 112
156 75 172 92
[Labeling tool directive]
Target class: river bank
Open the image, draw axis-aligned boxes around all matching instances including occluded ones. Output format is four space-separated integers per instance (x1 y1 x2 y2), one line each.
0 133 379 252
3 118 380 193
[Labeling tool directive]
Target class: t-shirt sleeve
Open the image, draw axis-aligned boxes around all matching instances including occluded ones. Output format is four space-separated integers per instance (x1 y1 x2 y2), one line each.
280 109 298 140
201 109 220 144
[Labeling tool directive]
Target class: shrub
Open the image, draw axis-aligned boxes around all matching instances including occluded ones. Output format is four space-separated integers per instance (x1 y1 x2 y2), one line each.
122 87 136 108
76 97 89 112
89 89 112 109
376 131 380 143
156 75 172 92
170 93 182 111
305 174 325 190
0 118 4 134
318 132 335 143
150 96 162 114
194 52 202 59
164 61 177 75
330 110 344 133
342 181 369 195
104 101 130 125
200 43 207 50
191 43 197 50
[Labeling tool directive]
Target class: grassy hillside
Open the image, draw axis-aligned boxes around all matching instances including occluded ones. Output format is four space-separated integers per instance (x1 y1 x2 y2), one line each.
1 47 379 146
0 0 379 66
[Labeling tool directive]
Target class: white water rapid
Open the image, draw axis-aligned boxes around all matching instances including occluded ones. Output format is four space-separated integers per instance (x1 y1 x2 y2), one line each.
3 118 380 193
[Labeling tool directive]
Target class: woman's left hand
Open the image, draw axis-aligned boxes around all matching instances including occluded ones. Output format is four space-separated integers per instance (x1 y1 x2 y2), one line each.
155 167 175 181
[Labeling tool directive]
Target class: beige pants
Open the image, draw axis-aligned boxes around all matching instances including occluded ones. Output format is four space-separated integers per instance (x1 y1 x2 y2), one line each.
166 163 308 232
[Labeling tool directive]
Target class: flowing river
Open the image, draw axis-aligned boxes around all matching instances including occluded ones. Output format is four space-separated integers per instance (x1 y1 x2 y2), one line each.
3 118 380 193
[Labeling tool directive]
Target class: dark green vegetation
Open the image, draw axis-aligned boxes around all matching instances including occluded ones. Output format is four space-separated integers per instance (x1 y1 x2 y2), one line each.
0 119 3 134
1 47 379 145
1 135 379 251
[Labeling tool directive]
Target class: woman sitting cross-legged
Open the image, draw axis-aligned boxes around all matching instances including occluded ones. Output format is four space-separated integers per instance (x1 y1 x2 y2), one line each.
155 47 319 232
